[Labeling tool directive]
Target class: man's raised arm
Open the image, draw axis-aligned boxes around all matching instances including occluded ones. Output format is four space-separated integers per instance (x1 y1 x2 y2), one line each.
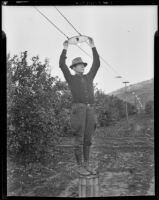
87 37 100 80
59 40 72 83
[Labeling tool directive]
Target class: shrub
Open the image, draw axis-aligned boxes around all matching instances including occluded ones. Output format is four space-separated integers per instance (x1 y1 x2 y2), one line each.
7 52 137 164
7 52 71 164
145 100 154 114
94 89 136 127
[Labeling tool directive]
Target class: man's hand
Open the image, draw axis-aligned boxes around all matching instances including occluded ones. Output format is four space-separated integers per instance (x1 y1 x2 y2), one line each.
88 37 95 48
63 40 69 50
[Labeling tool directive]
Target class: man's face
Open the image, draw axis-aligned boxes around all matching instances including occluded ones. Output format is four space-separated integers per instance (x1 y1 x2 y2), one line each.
73 63 85 74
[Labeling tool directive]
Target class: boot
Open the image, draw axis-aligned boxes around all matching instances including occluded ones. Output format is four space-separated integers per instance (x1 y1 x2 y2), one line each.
83 145 96 175
74 146 83 166
74 146 91 175
76 165 91 175
83 161 97 175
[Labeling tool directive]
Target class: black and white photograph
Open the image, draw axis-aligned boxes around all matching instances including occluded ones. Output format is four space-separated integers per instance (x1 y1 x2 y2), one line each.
2 3 157 197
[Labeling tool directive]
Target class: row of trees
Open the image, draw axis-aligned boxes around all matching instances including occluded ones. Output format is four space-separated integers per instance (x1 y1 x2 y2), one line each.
7 52 136 164
94 90 136 127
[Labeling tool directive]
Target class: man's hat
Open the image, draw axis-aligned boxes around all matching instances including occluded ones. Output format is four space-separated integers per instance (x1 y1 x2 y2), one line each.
70 57 87 69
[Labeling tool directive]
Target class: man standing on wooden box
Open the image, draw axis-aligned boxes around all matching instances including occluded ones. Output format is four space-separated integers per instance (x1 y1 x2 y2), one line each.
59 37 100 175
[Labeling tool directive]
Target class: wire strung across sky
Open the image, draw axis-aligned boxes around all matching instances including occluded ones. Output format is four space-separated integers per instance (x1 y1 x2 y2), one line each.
34 6 120 76
54 6 82 36
34 6 143 107
34 7 96 67
34 6 69 39
54 6 124 78
53 6 144 107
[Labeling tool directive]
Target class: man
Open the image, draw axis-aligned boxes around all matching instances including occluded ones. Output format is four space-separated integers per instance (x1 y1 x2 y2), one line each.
59 37 100 175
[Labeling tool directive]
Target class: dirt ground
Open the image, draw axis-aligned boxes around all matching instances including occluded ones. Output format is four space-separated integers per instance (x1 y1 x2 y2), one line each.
7 113 154 197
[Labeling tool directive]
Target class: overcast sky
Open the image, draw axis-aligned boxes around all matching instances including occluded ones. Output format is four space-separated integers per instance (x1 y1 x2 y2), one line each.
2 5 157 93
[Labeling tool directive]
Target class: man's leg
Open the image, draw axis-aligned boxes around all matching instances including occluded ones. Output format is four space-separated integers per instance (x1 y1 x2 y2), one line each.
83 145 91 167
83 106 96 174
71 104 90 175
74 141 91 175
74 145 82 166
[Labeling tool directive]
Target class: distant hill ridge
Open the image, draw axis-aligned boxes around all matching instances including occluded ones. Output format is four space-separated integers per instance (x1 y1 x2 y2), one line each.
109 78 154 107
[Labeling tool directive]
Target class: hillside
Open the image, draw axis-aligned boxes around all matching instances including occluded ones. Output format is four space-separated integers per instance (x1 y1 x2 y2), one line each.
109 78 154 107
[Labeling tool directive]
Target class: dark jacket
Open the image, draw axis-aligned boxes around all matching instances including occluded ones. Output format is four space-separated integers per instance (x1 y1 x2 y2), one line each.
59 47 100 104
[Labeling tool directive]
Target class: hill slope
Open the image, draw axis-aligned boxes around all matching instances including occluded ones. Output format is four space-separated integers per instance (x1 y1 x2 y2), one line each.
109 78 154 107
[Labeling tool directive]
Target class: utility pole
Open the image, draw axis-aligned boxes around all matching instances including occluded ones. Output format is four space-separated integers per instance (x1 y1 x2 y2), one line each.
132 92 138 113
123 81 130 125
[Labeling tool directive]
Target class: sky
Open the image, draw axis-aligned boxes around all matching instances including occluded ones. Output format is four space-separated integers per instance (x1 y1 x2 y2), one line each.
2 5 157 93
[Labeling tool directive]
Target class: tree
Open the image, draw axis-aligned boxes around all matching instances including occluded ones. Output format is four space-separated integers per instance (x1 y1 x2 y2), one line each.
7 51 137 164
7 52 72 164
94 89 136 127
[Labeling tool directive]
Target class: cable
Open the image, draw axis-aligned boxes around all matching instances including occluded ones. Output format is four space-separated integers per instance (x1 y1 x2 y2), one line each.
54 6 124 78
76 44 92 58
54 8 143 111
34 6 69 39
76 44 113 73
99 56 120 76
34 7 94 64
54 6 82 36
34 6 95 62
34 6 111 74
33 7 141 128
34 6 129 85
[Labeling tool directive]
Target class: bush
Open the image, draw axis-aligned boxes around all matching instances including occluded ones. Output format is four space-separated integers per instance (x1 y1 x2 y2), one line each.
94 89 136 127
145 100 154 114
7 52 137 164
7 52 72 164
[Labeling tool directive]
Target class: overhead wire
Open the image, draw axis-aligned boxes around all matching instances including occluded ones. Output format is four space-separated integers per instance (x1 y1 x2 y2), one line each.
77 45 117 75
34 6 131 93
34 6 69 39
34 6 95 66
99 56 120 75
54 6 124 78
34 6 115 75
54 6 95 61
54 6 82 36
53 7 96 62
57 7 140 105
77 44 92 58
53 7 143 108
33 7 144 127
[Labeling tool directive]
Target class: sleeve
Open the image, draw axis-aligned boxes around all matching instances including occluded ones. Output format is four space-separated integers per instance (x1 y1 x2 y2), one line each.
87 47 100 80
59 49 72 83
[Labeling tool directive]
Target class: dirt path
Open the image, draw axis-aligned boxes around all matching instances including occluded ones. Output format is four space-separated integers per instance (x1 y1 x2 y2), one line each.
22 172 62 196
57 171 154 197
8 140 154 197
58 178 79 197
7 112 154 197
57 143 154 197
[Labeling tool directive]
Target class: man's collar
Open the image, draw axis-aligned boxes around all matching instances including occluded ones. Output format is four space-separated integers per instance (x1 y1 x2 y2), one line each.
75 73 84 77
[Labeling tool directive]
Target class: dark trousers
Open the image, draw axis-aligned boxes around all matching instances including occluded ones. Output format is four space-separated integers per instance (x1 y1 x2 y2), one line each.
70 103 96 165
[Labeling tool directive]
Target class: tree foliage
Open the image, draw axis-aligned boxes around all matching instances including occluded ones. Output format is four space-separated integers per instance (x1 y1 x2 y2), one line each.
7 52 136 164
7 52 71 164
94 89 136 127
